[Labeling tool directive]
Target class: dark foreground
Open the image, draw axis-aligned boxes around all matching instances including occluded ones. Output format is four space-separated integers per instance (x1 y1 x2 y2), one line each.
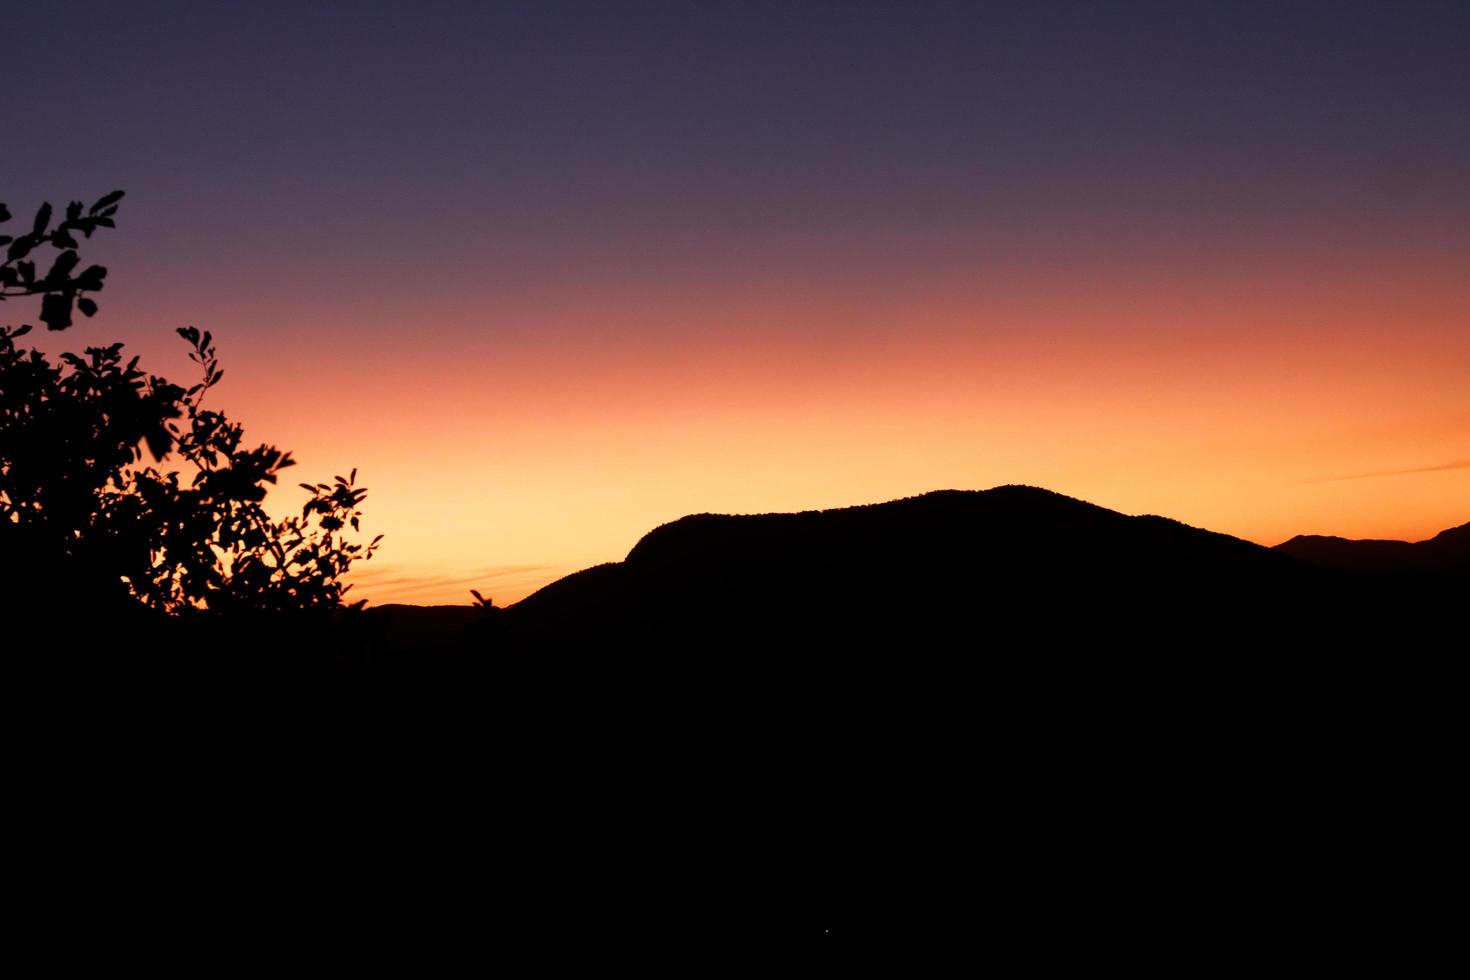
9 487 1464 953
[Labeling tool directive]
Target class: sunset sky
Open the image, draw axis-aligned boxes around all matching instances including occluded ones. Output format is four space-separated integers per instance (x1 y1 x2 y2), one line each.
6 1 1467 605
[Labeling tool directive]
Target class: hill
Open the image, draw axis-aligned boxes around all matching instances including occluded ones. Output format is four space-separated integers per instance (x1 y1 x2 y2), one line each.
37 484 1459 935
415 484 1460 925
1275 522 1470 575
443 486 1457 746
503 484 1335 653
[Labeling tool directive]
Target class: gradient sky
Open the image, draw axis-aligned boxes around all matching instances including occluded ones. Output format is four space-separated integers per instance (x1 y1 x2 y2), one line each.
5 1 1467 605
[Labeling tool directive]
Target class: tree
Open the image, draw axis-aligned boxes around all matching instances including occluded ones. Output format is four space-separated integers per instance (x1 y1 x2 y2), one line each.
0 190 120 330
0 192 381 619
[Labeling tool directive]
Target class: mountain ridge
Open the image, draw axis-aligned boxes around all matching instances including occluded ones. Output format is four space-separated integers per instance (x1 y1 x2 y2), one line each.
513 484 1302 614
1274 520 1469 575
497 486 1467 614
374 487 1463 666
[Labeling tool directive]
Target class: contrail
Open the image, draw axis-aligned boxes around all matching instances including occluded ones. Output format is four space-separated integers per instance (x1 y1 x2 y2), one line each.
1302 459 1470 484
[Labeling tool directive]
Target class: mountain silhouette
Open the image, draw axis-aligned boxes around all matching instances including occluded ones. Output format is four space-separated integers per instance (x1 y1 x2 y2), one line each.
498 485 1387 655
19 484 1459 938
435 484 1460 753
399 483 1456 932
1275 522 1470 575
511 483 1302 632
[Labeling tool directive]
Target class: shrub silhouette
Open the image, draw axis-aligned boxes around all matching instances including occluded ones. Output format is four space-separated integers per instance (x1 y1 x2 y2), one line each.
1 192 380 618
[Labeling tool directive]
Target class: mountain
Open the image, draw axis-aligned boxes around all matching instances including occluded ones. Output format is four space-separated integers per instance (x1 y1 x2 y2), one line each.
1275 522 1470 575
425 486 1458 906
353 483 1466 752
506 484 1307 643
365 486 1463 686
377 489 1466 661
75 485 1464 933
460 487 1456 744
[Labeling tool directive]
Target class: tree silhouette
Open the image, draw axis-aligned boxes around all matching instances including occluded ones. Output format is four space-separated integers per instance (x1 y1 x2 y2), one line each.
0 192 381 619
0 190 120 331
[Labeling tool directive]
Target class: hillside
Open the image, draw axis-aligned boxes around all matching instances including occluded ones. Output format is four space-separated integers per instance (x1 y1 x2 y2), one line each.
445 487 1453 742
370 486 1463 673
357 486 1465 729
506 485 1307 644
222 486 1470 932
1275 522 1470 575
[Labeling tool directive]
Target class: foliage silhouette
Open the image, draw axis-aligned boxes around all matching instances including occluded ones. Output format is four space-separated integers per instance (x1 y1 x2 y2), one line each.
0 191 121 331
0 192 380 620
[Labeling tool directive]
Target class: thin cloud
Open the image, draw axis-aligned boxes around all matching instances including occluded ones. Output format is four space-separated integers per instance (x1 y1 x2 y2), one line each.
350 564 552 586
1302 459 1470 484
346 564 560 603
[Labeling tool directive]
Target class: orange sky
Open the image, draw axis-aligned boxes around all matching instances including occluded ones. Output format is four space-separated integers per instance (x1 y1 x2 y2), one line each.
103 233 1459 608
23 226 1470 609
10 2 1469 608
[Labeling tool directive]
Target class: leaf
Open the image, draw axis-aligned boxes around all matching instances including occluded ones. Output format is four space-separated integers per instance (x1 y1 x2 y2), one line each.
74 265 108 291
78 298 98 317
89 190 125 214
145 428 172 461
46 250 80 284
32 202 51 236
0 203 9 222
40 293 73 331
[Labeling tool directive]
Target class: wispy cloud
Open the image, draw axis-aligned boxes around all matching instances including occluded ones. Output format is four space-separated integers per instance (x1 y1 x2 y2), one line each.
350 564 552 587
346 564 561 604
1301 459 1470 484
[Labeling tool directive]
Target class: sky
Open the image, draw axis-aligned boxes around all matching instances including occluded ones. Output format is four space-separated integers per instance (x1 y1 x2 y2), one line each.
4 1 1467 605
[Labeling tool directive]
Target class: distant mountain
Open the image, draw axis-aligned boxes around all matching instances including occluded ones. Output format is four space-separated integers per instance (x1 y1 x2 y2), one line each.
508 485 1305 634
484 486 1455 732
502 486 1468 652
1275 522 1470 575
353 486 1465 745
22 489 1459 940
371 488 1463 669
202 487 1470 931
